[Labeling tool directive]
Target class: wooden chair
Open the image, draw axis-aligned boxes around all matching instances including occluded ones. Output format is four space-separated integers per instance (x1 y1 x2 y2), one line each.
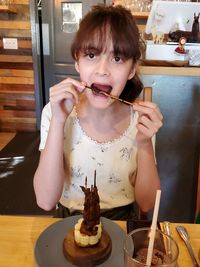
142 86 152 102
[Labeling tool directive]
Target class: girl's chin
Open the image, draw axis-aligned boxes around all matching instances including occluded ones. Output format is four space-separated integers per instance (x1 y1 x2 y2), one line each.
88 94 112 108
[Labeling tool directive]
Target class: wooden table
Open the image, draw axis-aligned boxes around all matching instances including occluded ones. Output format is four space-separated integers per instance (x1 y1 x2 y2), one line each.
0 216 199 267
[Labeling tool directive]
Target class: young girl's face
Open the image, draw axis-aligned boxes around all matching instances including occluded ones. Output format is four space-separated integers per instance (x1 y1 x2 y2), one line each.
75 40 135 109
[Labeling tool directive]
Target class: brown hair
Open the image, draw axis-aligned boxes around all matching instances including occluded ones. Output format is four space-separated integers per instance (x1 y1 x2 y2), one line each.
71 4 143 102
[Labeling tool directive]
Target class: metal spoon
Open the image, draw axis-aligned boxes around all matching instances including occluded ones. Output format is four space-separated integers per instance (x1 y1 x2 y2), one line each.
163 221 173 258
176 226 200 267
163 221 179 267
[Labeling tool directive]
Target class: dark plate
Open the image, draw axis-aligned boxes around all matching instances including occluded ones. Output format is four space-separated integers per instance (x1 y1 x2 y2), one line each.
34 215 125 267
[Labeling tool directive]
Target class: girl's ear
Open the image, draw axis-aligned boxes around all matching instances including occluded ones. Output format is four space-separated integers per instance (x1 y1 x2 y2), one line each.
128 65 136 80
75 61 80 73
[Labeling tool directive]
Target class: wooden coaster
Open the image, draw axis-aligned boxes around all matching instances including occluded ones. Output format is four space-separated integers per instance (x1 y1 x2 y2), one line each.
63 228 112 266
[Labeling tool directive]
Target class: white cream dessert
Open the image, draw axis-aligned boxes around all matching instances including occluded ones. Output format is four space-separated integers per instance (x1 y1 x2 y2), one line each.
74 218 102 247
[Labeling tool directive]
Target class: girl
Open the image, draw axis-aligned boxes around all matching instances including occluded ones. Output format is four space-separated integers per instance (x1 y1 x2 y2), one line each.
33 4 163 220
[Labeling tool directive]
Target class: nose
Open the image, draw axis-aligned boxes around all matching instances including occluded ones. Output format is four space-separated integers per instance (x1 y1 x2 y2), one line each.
95 57 110 76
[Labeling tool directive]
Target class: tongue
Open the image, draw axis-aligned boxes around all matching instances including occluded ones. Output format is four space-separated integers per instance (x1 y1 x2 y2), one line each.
92 83 112 93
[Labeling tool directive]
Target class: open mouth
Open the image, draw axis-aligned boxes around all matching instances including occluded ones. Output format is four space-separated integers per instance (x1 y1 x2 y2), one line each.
91 83 112 96
86 84 133 106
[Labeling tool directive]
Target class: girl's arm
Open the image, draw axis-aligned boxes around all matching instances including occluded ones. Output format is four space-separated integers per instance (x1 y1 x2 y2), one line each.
33 78 85 210
134 140 160 212
33 119 66 210
131 101 163 212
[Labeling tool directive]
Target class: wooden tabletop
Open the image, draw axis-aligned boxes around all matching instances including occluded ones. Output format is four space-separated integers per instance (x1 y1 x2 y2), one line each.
0 215 199 267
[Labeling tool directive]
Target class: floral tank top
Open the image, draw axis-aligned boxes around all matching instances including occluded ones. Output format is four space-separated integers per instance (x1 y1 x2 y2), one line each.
39 103 155 212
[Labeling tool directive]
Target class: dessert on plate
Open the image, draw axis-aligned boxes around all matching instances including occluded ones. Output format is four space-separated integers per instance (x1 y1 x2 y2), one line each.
63 171 112 266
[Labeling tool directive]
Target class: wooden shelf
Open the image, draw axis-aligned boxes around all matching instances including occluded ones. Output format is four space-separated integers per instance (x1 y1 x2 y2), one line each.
132 11 149 19
139 65 200 76
0 5 17 14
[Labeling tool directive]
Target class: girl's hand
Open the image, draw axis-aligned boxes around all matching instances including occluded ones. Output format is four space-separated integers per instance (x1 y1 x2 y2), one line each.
49 78 86 123
132 101 163 146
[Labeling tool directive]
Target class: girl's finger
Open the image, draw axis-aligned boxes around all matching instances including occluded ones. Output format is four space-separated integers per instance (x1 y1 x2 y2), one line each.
50 84 79 103
59 78 86 93
138 115 162 134
132 102 163 121
50 91 75 102
136 123 154 138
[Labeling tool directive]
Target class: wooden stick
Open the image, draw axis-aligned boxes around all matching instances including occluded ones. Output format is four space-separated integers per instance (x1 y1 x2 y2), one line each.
85 86 134 106
146 190 162 266
94 170 96 187
85 176 87 188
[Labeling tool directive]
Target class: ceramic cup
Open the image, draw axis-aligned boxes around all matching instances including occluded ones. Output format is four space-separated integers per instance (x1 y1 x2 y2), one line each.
124 227 179 267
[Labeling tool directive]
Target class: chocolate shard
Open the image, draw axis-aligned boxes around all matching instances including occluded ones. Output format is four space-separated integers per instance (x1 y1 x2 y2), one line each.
80 172 100 236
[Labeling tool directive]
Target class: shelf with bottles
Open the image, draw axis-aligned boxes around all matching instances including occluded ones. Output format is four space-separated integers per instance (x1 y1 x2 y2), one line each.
133 12 149 33
112 1 151 33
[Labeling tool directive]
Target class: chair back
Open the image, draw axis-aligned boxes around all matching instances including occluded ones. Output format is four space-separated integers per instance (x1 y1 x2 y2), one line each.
143 87 152 102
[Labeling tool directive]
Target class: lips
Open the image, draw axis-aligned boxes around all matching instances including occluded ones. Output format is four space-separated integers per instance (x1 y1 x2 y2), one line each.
91 83 112 96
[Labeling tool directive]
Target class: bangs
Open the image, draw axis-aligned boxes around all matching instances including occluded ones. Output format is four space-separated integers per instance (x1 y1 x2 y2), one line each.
79 22 111 55
71 5 141 61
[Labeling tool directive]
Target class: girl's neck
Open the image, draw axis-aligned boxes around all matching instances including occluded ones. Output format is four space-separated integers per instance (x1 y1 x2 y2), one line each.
76 97 130 143
77 97 126 123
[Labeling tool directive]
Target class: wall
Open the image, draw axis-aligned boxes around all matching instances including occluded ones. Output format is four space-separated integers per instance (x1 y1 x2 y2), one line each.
142 74 200 222
0 0 36 132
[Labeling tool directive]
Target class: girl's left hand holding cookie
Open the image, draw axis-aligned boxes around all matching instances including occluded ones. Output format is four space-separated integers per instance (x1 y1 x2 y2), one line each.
132 101 163 145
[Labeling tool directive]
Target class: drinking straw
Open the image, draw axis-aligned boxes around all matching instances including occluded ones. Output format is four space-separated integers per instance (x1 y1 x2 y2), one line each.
146 190 162 266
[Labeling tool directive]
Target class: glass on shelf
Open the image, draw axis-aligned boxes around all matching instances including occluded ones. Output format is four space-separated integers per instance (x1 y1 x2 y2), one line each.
130 0 152 12
113 0 152 12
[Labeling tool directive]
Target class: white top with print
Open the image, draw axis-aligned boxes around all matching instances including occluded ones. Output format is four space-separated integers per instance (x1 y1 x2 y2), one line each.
39 103 155 212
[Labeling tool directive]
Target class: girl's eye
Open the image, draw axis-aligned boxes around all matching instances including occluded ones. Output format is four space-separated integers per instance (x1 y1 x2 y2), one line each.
87 53 96 59
113 56 122 63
